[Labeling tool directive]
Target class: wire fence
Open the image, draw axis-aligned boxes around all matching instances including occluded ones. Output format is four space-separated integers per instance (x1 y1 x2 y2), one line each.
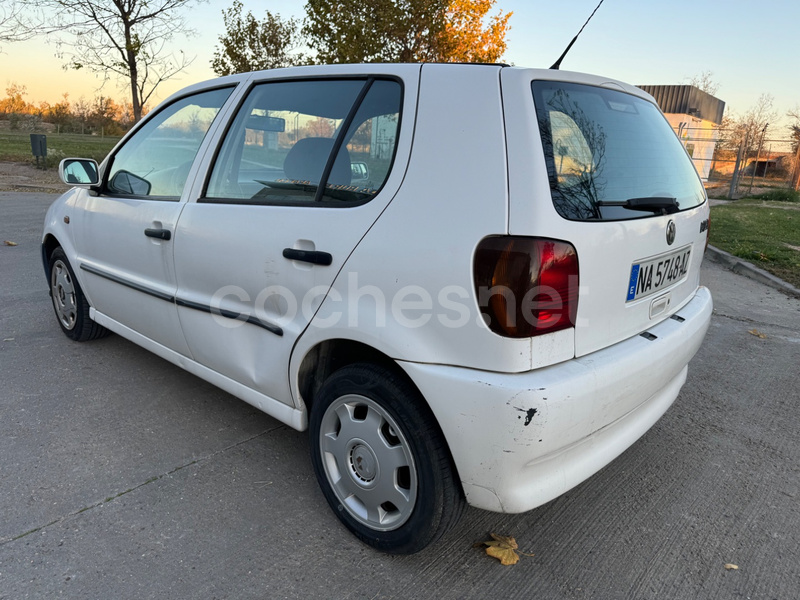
676 126 800 198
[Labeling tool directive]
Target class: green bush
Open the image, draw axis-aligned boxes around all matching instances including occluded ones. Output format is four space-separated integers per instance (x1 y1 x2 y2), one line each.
757 188 800 203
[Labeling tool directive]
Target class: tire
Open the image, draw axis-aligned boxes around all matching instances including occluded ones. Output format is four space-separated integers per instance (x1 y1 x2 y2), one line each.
309 363 465 554
48 247 109 342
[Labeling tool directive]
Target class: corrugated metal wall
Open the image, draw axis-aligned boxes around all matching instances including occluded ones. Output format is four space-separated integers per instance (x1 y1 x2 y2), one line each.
637 85 725 124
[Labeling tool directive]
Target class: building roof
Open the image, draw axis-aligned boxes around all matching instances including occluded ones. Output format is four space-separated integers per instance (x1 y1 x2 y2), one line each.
637 85 725 125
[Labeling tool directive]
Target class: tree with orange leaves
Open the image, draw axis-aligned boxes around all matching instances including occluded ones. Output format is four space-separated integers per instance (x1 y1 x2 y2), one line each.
439 0 511 63
303 0 512 64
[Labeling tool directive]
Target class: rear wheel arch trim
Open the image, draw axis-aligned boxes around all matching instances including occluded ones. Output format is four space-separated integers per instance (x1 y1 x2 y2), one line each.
294 338 464 491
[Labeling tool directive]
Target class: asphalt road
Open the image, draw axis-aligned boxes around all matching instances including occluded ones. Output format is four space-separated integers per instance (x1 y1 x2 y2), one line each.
1 192 799 600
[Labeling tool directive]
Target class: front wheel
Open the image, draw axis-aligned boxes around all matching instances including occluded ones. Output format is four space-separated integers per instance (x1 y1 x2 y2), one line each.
48 247 109 342
309 363 465 554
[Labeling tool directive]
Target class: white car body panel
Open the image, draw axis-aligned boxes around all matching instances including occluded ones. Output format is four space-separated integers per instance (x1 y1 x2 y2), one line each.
72 194 191 355
295 64 575 378
42 187 80 258
89 307 306 430
173 196 405 404
172 65 421 405
403 286 711 513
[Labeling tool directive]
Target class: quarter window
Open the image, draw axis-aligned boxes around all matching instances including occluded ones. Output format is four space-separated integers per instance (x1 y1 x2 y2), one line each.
205 78 402 205
106 87 233 198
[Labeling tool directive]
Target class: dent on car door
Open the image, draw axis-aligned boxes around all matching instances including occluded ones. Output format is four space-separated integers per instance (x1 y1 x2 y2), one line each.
74 87 234 354
173 77 404 405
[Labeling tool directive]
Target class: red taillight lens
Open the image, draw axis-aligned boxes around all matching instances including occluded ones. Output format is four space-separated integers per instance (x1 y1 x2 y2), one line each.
474 237 579 338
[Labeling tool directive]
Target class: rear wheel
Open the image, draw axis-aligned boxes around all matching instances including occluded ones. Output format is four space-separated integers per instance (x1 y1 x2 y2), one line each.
309 363 465 554
49 247 109 342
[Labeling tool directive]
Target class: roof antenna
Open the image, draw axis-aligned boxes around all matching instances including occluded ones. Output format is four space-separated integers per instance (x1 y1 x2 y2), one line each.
550 0 606 70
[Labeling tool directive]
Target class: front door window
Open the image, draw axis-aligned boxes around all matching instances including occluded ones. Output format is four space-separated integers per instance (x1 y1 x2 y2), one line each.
106 87 233 198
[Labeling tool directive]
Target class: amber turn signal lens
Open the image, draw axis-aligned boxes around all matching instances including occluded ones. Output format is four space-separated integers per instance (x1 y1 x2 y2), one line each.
474 237 579 338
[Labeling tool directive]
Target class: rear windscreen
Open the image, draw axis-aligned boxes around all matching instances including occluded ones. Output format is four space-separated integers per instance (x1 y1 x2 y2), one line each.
532 81 706 221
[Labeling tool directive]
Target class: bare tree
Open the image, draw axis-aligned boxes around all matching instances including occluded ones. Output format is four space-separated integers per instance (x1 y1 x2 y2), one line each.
788 104 800 147
0 1 34 44
73 96 92 134
21 0 201 122
787 105 800 189
686 70 720 96
721 94 777 154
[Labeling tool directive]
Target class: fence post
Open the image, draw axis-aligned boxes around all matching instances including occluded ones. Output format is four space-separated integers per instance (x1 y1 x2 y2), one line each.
747 124 768 196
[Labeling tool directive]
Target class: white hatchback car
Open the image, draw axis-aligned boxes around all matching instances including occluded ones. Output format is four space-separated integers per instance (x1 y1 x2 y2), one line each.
43 63 712 553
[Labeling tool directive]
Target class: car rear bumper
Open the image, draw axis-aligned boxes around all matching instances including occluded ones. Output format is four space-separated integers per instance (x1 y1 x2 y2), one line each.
399 286 712 513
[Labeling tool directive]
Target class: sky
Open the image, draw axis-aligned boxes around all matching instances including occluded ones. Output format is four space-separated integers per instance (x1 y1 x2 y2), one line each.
1 0 799 130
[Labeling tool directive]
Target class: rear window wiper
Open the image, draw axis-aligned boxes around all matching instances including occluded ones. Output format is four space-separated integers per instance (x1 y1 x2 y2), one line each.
595 197 679 215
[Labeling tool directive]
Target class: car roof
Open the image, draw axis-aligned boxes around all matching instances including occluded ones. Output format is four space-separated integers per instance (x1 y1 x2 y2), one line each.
160 63 652 111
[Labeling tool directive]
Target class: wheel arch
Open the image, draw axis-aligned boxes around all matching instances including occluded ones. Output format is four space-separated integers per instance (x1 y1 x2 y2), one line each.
41 234 63 284
294 338 465 494
296 339 401 415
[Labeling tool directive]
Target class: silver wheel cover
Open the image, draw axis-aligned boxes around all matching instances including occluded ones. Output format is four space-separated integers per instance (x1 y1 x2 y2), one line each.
319 394 418 531
51 260 77 330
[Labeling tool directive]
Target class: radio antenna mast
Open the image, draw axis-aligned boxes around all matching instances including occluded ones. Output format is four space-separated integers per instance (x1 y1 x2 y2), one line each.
550 0 606 70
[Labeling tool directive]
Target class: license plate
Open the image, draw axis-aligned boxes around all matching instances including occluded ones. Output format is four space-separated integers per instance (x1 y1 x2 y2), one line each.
626 246 692 302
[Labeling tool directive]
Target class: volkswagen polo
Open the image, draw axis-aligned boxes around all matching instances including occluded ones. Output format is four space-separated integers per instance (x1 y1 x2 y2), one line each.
42 63 712 553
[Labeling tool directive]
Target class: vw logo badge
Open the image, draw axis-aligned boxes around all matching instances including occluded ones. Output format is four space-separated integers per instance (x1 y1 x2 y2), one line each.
666 220 676 245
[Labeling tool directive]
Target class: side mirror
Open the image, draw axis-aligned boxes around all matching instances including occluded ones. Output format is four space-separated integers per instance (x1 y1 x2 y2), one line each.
109 170 152 196
59 158 100 186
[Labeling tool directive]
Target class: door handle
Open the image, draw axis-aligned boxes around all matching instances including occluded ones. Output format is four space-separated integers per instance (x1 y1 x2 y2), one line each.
144 228 171 241
282 248 332 266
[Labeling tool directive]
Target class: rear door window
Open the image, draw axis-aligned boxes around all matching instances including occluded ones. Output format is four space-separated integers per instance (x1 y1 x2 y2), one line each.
532 81 706 221
204 78 401 205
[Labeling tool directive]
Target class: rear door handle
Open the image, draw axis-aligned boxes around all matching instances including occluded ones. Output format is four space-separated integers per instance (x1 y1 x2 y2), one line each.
144 228 171 241
282 248 332 266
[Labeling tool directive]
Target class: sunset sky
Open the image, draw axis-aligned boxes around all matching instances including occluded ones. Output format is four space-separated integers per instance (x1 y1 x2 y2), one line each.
2 0 799 129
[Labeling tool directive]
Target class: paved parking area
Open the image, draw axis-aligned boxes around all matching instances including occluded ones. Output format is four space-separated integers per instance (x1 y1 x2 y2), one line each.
1 192 799 599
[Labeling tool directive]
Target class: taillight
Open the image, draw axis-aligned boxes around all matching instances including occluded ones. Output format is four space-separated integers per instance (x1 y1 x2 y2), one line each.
474 237 579 338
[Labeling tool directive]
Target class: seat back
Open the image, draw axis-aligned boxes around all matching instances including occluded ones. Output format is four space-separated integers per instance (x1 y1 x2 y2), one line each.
283 137 352 187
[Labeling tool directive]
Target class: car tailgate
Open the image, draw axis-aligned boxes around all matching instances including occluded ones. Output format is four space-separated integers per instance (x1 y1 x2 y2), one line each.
501 68 711 358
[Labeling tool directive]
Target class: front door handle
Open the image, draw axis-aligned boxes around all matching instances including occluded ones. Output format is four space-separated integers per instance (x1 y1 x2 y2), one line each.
282 248 332 266
144 228 172 241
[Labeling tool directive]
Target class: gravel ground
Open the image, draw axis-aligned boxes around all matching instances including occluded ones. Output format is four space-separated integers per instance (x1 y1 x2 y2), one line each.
0 162 69 193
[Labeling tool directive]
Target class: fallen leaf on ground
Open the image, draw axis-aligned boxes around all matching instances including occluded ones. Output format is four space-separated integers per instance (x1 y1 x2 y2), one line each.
724 563 739 570
747 329 767 339
753 251 769 262
474 533 534 565
3 240 18 246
